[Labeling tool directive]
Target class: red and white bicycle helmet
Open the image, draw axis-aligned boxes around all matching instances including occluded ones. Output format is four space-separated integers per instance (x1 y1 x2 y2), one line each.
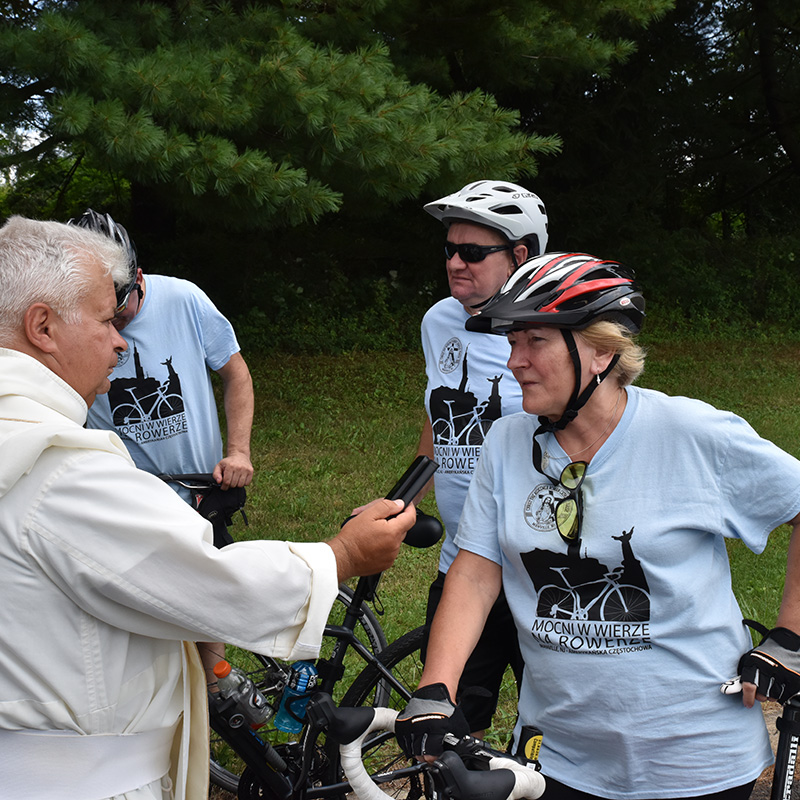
466 252 644 335
424 180 548 257
467 253 645 433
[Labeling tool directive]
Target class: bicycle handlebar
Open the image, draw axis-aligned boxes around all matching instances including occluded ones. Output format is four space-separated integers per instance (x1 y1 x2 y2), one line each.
333 705 546 800
158 472 218 489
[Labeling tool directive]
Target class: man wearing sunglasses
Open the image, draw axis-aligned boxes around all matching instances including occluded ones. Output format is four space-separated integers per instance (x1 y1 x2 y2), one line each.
71 210 255 500
414 180 549 738
72 209 255 687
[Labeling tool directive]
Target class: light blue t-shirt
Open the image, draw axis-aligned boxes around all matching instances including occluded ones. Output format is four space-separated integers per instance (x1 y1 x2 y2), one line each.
457 386 800 798
421 296 523 572
87 275 239 492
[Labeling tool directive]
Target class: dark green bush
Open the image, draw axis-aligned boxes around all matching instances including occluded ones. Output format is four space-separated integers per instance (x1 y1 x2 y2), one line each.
616 230 800 334
233 268 435 354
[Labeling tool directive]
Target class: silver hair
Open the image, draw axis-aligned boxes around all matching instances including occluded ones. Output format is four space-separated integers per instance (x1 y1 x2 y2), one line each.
0 216 128 344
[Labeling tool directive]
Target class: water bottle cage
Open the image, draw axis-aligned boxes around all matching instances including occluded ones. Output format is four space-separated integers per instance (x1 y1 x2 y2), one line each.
283 690 317 724
213 692 248 729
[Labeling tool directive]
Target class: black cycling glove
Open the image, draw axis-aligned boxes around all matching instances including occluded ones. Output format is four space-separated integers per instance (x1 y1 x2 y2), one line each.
395 683 469 758
737 627 800 702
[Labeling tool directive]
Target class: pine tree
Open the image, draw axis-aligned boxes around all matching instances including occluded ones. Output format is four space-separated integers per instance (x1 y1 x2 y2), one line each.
0 0 669 228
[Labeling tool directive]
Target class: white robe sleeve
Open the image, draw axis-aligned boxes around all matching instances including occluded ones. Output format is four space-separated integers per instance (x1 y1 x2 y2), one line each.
22 449 339 659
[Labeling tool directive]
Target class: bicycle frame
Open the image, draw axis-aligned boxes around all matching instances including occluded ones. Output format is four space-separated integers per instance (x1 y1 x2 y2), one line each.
185 460 441 797
315 575 382 691
207 570 419 798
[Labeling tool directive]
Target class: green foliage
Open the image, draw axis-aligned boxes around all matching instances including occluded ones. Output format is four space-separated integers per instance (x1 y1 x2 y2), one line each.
0 0 583 229
615 229 800 332
284 0 674 96
532 0 800 256
194 222 800 354
0 152 130 221
232 268 433 354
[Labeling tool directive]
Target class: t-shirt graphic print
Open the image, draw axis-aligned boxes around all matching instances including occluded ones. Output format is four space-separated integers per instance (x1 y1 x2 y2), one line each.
109 343 187 444
521 525 652 657
420 296 524 572
430 343 504 457
86 274 238 484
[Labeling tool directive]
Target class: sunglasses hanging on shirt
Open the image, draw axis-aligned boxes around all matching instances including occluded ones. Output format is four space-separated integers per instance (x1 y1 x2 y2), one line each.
532 429 587 553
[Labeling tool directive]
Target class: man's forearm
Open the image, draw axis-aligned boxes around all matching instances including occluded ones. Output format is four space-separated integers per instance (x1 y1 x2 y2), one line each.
776 517 800 632
220 353 254 458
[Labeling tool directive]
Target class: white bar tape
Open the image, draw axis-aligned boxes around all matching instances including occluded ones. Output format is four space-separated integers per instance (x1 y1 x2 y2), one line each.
339 707 400 800
338 708 547 800
488 755 547 800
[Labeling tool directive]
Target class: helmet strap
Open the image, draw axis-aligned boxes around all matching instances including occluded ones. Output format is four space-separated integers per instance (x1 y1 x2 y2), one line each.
533 329 620 459
468 296 493 311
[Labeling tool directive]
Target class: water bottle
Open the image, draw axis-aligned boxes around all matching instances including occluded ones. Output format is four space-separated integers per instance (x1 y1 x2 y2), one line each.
274 661 318 733
213 660 272 729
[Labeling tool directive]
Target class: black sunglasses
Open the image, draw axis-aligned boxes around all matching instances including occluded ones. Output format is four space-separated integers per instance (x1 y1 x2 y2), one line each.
116 283 142 313
115 273 139 313
444 241 511 263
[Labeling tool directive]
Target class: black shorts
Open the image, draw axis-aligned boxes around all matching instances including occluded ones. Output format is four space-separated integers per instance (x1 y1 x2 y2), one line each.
423 570 523 732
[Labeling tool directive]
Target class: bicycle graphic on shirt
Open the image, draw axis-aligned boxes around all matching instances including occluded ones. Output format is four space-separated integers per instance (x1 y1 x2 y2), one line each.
114 383 184 425
536 565 649 622
111 355 185 426
432 398 495 446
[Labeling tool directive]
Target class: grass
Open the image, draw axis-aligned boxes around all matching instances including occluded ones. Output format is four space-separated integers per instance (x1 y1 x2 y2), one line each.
236 351 438 636
216 333 800 755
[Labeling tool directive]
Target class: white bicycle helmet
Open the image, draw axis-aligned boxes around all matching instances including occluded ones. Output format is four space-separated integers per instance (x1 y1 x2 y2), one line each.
424 180 549 256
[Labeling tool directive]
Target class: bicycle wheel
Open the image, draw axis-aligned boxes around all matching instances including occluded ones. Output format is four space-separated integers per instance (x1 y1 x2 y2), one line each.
114 403 143 425
600 584 649 622
465 418 493 445
431 419 454 445
155 392 184 418
537 585 575 619
324 626 430 800
209 585 387 795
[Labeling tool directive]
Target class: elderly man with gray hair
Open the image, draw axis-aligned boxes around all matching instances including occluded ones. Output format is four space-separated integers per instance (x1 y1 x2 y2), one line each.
0 216 414 800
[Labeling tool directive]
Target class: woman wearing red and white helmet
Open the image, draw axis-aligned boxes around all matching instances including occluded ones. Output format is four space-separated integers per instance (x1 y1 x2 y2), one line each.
398 253 800 800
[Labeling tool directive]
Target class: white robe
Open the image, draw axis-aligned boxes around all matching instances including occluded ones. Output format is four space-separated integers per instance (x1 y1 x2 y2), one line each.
0 349 339 799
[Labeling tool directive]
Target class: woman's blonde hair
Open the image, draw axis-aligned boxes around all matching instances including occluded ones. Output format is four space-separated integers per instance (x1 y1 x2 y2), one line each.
576 319 646 386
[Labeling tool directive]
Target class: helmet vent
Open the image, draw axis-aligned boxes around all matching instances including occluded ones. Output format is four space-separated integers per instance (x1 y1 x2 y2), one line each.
491 204 523 217
519 278 560 301
559 295 594 311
